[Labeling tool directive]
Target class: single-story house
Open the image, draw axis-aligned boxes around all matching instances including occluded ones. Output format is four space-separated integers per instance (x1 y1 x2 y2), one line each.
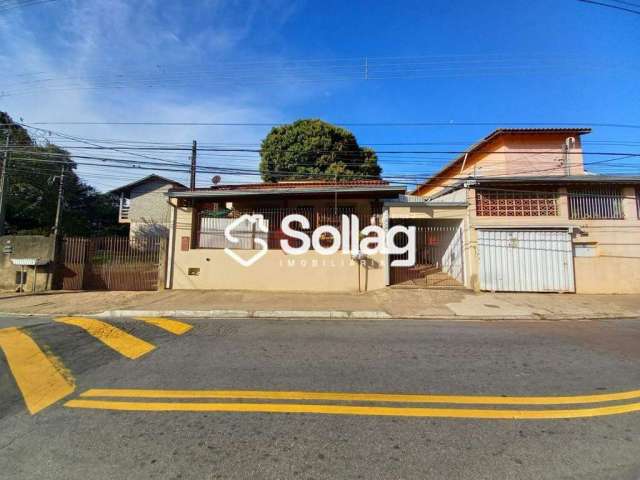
165 180 406 292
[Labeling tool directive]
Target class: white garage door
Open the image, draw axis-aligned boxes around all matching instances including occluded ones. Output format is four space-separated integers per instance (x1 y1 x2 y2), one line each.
478 229 575 292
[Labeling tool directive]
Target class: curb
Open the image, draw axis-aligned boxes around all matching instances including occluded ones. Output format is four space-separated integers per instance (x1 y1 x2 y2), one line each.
1 310 639 322
90 309 639 321
95 309 393 320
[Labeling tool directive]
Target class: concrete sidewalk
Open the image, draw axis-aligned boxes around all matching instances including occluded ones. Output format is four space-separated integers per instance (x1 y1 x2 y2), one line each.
1 288 639 320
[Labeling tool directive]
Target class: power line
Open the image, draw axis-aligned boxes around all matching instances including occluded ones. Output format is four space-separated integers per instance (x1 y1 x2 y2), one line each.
9 142 640 153
6 120 634 128
1 55 628 93
18 123 187 167
9 144 640 157
4 123 639 189
607 0 640 7
8 151 638 185
577 0 640 14
8 122 640 157
0 0 58 13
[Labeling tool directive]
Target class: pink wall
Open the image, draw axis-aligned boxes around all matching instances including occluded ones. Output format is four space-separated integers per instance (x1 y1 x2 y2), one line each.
416 133 586 198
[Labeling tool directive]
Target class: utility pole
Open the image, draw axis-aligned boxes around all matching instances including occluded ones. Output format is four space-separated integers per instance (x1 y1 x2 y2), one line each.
190 140 197 190
49 163 65 291
52 163 65 238
0 130 10 236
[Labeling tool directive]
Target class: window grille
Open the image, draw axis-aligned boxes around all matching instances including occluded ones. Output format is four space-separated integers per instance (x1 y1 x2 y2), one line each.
195 207 379 250
568 187 624 220
475 189 558 217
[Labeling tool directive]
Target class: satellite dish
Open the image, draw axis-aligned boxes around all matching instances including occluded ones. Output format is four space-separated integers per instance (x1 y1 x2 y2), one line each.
211 175 221 185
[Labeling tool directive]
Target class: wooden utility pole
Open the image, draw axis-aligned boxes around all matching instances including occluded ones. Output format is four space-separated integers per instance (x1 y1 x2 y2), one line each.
0 131 10 236
190 140 197 190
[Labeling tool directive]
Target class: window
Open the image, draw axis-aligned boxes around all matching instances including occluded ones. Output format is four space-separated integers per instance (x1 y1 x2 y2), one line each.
636 188 640 219
568 187 624 220
195 207 379 250
475 189 558 217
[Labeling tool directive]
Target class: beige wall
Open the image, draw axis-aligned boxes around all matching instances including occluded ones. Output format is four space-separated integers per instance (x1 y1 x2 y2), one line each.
170 184 640 294
168 204 385 292
389 186 640 294
388 205 467 220
171 248 385 292
464 187 640 294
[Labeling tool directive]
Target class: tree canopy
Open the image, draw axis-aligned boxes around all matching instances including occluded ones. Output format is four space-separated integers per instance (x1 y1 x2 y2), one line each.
259 119 382 182
0 112 125 236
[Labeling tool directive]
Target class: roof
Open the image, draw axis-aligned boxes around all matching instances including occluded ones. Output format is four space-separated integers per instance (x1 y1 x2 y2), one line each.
411 127 592 195
466 175 640 185
193 179 390 191
168 180 406 198
428 175 640 197
110 174 186 195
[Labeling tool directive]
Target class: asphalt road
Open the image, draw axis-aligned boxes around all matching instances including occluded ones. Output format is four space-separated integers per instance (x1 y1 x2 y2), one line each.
1 315 640 479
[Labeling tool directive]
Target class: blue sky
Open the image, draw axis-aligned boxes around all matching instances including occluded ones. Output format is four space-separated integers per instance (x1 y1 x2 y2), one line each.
0 0 639 191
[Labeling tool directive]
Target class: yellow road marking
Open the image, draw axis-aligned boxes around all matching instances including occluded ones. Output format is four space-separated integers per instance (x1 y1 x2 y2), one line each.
134 317 192 335
79 387 640 405
55 317 155 360
0 327 75 414
64 399 640 419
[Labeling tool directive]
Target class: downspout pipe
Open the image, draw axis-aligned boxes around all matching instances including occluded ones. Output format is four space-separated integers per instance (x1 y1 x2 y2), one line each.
165 198 177 289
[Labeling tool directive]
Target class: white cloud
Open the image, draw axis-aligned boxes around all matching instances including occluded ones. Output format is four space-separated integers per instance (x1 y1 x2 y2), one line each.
0 0 304 191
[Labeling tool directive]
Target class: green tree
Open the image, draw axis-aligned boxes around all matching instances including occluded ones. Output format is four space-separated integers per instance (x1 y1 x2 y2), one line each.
259 119 382 182
0 112 125 236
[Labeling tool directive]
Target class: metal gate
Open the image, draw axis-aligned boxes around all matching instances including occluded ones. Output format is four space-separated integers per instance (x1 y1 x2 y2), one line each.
477 229 574 292
59 236 165 291
389 224 465 288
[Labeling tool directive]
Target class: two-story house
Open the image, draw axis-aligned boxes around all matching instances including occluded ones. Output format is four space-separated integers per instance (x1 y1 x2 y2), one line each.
111 174 186 239
387 128 640 294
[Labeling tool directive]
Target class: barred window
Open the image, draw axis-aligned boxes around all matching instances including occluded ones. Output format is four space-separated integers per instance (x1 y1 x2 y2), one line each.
195 207 379 250
475 189 558 217
568 187 624 220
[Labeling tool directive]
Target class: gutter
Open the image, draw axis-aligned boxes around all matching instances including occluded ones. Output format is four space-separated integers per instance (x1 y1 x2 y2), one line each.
168 186 406 198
